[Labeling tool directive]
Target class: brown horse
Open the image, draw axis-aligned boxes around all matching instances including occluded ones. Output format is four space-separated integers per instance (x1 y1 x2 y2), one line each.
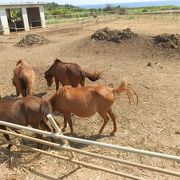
0 96 53 149
49 80 138 135
44 59 102 90
12 60 35 97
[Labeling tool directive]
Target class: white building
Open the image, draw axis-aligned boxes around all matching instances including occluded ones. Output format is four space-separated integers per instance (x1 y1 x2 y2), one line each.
0 3 46 35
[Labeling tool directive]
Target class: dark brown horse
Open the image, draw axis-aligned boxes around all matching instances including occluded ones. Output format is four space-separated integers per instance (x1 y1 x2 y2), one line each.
44 59 102 90
49 80 138 135
0 96 53 149
12 60 35 97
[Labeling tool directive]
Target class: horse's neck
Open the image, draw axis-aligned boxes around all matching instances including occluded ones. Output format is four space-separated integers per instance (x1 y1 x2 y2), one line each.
47 64 55 74
57 61 65 65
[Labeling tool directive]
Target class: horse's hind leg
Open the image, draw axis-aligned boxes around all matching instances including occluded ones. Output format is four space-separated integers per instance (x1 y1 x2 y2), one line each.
27 84 33 96
64 113 74 134
107 109 117 136
0 125 12 149
98 111 110 135
30 124 43 148
62 117 67 132
40 119 55 142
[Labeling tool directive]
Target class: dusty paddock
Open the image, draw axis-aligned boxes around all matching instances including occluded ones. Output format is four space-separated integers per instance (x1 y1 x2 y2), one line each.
0 16 180 180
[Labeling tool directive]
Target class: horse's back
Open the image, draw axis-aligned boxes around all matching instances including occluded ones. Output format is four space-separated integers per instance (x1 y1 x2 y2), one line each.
0 98 27 126
0 96 51 127
23 96 52 116
55 86 113 116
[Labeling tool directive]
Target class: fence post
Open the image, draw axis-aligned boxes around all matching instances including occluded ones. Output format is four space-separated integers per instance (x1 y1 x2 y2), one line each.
47 114 76 158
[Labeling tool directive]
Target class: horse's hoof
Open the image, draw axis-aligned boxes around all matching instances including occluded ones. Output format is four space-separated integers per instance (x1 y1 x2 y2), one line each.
37 143 43 149
51 137 55 143
6 144 12 150
71 132 77 136
110 131 115 136
97 133 102 138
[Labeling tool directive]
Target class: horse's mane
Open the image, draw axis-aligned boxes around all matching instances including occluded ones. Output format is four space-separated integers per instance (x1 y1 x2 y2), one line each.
58 86 72 98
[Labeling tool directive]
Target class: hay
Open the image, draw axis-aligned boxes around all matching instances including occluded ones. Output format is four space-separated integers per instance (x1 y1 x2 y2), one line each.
16 34 49 47
91 27 138 43
154 33 180 49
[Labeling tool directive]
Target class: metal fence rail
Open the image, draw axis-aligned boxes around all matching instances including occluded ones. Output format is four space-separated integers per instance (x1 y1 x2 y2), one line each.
0 129 180 177
0 120 179 161
0 115 179 179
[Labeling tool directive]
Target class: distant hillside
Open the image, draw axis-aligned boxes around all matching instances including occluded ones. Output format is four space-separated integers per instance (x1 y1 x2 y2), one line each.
80 0 180 9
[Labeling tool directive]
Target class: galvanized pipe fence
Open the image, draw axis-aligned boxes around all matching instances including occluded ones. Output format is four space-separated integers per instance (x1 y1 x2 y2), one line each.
0 115 179 179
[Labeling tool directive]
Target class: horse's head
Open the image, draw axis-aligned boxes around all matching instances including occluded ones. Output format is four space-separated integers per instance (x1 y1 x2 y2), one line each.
44 71 54 87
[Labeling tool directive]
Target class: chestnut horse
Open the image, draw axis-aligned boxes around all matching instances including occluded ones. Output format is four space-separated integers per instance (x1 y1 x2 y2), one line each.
49 80 138 135
44 59 102 90
0 96 53 149
12 60 35 97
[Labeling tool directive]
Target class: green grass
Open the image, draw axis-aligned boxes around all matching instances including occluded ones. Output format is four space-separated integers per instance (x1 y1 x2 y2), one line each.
127 5 180 14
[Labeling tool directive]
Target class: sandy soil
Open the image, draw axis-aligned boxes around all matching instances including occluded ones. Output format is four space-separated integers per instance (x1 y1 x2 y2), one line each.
0 17 180 180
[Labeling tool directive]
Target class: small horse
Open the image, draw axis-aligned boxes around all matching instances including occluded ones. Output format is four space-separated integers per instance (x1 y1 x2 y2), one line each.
44 59 102 90
49 80 138 135
12 60 35 97
0 96 53 149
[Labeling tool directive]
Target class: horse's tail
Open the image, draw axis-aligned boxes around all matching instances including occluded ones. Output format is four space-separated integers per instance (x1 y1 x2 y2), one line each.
113 80 139 105
40 100 61 132
82 70 103 82
19 74 28 97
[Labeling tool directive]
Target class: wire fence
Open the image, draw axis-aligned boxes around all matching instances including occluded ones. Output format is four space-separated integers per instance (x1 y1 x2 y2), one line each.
0 12 179 42
45 12 119 24
0 14 119 43
121 12 180 22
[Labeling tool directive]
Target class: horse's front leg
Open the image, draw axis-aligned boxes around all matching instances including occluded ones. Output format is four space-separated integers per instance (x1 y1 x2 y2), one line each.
27 83 33 96
0 125 12 149
62 114 67 132
55 79 59 91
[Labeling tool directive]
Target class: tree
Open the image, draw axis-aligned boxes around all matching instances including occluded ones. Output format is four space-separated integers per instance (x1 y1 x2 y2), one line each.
104 4 112 11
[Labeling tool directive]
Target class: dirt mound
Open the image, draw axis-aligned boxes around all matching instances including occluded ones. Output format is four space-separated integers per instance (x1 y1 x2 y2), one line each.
91 27 138 43
154 33 180 49
16 34 49 47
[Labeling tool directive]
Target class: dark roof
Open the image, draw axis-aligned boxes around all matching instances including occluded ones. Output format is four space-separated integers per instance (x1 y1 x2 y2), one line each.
0 3 44 7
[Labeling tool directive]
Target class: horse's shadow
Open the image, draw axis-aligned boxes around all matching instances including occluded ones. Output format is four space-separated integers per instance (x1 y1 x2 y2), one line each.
1 94 17 100
60 133 113 149
34 92 47 98
1 92 47 100
28 165 80 180
0 146 42 169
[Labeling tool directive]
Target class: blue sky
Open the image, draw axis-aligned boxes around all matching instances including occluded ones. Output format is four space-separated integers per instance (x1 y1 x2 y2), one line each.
0 0 162 6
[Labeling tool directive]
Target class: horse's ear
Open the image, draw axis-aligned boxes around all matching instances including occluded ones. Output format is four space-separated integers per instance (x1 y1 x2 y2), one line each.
12 78 15 85
54 59 61 63
16 59 23 66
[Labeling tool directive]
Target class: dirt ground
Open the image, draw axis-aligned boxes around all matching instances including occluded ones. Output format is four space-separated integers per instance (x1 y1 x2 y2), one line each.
0 16 180 180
